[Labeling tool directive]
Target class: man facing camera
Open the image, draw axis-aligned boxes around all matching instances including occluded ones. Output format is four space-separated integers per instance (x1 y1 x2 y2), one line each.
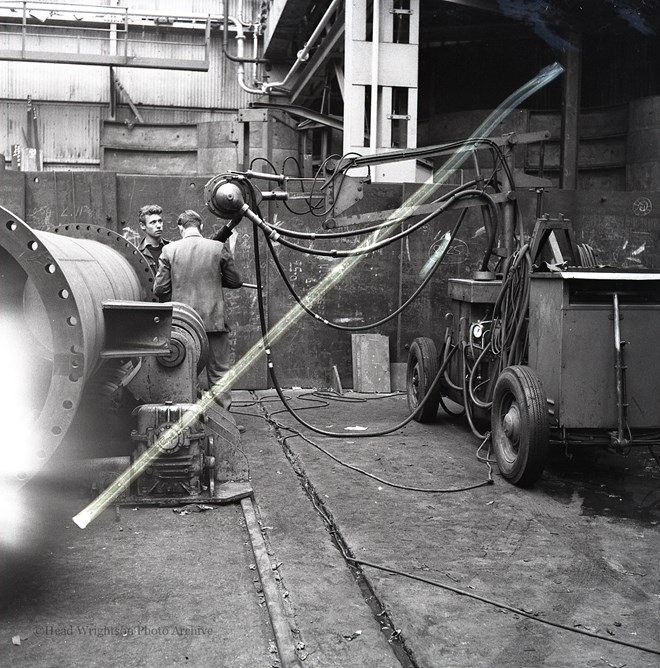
137 204 170 274
153 209 243 415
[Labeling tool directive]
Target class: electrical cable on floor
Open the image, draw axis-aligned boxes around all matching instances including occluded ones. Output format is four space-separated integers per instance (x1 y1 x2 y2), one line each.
266 392 331 416
236 389 494 493
255 395 494 494
309 389 405 403
293 464 660 658
265 343 460 439
272 420 660 658
240 390 489 486
339 550 660 657
282 428 493 493
475 433 497 467
250 387 660 657
232 394 296 409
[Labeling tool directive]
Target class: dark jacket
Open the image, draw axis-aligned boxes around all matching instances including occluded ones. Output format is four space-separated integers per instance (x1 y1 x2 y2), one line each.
153 230 242 332
138 236 170 274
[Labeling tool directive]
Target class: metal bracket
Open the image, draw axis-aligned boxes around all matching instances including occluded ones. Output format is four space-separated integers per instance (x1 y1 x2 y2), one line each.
101 300 173 358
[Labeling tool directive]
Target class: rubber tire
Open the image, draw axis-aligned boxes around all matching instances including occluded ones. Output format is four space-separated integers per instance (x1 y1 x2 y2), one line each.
491 365 549 486
406 337 441 423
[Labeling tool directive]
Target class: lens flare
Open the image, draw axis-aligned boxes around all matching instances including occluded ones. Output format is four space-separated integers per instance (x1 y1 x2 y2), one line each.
0 317 39 548
0 317 38 480
72 63 564 529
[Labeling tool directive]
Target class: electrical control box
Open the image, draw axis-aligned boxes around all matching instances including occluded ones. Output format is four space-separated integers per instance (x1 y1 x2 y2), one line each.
528 272 660 429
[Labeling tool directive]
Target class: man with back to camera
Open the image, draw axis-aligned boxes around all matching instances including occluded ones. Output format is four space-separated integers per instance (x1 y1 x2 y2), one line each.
153 209 244 428
138 204 170 274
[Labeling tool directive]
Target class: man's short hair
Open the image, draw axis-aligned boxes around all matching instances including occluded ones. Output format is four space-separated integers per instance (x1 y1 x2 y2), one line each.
139 204 162 225
177 210 203 230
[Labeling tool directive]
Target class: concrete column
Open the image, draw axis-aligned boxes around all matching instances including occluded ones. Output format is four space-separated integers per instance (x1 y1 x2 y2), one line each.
344 0 420 182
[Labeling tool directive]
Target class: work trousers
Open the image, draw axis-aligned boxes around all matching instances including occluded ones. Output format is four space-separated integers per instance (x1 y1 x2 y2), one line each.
205 331 232 410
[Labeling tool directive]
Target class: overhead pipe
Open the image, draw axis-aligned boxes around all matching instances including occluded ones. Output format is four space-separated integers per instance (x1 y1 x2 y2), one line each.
222 0 341 96
262 0 343 94
222 12 269 64
223 13 272 95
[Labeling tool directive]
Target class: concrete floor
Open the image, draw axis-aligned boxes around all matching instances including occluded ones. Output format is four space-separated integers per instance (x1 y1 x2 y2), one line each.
2 389 659 667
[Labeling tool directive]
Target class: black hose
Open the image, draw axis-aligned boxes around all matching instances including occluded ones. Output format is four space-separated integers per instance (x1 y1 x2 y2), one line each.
261 207 466 332
260 190 499 258
269 180 478 240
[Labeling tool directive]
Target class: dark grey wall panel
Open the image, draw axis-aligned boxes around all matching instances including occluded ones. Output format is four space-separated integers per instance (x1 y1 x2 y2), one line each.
9 171 659 390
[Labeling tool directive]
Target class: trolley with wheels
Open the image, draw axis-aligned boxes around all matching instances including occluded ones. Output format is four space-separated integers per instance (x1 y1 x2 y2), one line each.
406 226 660 487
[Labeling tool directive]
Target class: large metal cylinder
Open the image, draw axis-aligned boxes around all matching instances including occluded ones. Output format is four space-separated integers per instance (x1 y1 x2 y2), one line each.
0 208 153 488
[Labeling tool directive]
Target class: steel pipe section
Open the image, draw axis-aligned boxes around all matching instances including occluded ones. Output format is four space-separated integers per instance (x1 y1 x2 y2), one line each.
0 208 153 490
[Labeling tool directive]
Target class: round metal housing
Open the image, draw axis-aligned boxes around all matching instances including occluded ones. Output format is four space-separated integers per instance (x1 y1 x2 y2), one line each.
0 208 152 488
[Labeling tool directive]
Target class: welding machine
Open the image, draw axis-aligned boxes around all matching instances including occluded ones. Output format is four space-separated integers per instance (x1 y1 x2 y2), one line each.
407 215 660 486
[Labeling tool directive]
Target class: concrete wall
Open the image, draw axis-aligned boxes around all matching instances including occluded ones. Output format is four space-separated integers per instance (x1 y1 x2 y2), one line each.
2 171 659 389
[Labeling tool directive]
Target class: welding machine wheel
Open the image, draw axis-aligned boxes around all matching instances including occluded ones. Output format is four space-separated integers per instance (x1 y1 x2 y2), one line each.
407 337 441 423
491 365 549 486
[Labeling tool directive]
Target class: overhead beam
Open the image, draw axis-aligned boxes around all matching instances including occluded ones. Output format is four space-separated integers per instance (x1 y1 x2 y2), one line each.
289 12 344 104
0 49 209 70
248 103 343 131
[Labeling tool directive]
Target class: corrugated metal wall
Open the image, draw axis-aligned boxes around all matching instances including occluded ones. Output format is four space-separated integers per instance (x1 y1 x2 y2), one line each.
0 37 255 109
0 100 238 167
0 101 102 165
1 46 255 109
126 0 255 19
116 34 253 109
0 1 264 168
0 59 108 103
6 0 255 21
0 1 262 108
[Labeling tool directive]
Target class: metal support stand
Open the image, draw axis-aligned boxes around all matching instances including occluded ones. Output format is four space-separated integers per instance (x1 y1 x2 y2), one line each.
611 292 629 450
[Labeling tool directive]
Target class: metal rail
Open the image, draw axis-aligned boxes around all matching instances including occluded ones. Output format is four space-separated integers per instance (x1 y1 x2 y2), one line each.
0 1 220 70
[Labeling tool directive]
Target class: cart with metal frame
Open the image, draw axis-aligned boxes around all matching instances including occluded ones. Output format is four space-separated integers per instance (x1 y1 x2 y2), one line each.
406 217 660 486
